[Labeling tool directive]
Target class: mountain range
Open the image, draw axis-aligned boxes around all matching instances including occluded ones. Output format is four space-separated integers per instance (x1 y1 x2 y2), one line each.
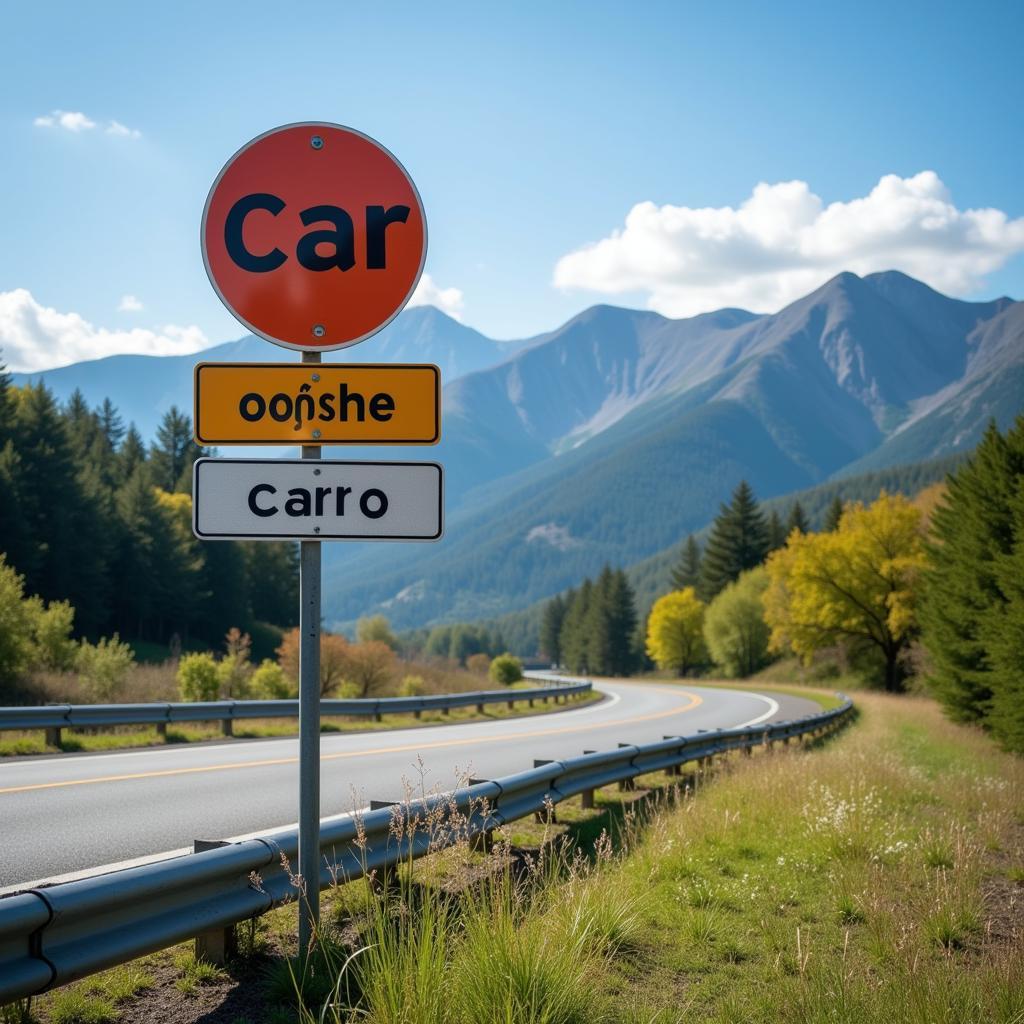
14 270 1023 633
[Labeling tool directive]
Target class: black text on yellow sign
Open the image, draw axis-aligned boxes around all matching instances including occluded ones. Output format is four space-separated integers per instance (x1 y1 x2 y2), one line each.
193 363 440 445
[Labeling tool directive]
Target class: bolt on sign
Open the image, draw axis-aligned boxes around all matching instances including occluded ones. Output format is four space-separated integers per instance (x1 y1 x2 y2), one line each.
201 122 427 352
192 458 443 541
193 363 440 445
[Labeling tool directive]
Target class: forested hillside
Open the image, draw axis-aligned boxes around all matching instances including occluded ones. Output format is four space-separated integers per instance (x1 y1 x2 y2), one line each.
0 367 296 655
477 452 966 655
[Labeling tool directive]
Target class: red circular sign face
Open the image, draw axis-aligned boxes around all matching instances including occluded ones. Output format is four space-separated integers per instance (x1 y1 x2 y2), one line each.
202 122 427 352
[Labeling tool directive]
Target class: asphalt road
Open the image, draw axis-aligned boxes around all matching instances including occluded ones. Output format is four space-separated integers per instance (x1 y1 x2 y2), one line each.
0 679 820 889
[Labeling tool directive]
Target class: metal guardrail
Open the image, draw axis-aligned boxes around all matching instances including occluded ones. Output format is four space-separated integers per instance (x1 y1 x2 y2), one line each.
0 681 591 741
0 690 852 1002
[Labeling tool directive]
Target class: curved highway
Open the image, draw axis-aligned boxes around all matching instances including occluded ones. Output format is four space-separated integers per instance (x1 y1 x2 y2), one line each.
0 678 819 889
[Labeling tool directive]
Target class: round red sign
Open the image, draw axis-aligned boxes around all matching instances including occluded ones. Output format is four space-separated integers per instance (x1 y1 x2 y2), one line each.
202 122 427 353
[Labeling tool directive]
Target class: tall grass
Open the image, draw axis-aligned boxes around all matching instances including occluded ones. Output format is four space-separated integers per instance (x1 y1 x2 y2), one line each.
287 693 1023 1024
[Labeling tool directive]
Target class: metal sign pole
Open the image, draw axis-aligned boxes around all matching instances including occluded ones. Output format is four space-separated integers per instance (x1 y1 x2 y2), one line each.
298 350 322 956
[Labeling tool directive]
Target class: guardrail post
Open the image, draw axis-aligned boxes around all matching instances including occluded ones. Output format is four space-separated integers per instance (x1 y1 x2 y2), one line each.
477 703 485 714
663 737 683 776
193 840 237 963
156 721 167 739
222 718 233 737
374 712 383 722
442 706 451 716
45 725 62 746
528 697 534 707
616 744 637 791
579 750 597 807
467 778 496 851
414 709 422 719
507 699 514 710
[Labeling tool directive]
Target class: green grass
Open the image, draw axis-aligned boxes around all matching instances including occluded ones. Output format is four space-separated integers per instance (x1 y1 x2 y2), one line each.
0 691 600 758
291 692 1022 1024
19 689 1020 1024
46 990 117 1024
172 951 227 996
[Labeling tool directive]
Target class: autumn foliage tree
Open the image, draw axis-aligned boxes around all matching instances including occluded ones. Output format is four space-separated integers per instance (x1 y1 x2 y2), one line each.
704 567 772 678
645 587 706 676
276 628 353 696
763 492 926 691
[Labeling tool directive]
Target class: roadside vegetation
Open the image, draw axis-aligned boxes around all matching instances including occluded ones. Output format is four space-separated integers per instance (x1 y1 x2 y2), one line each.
13 687 1021 1023
0 606 558 756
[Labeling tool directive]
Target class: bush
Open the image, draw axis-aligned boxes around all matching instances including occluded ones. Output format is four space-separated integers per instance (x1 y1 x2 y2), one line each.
217 628 253 698
489 653 523 686
704 567 772 678
344 641 396 698
250 658 294 699
466 652 491 675
0 556 37 687
32 599 77 671
75 635 136 702
177 652 220 702
399 674 426 697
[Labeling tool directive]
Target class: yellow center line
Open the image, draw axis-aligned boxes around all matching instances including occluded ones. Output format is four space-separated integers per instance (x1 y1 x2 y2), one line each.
0 688 703 796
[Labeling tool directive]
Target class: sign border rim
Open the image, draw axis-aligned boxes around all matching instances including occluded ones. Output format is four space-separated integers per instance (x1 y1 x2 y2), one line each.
200 121 428 354
191 456 444 542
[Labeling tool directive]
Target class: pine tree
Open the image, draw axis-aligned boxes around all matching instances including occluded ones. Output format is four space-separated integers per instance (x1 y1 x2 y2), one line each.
767 509 786 551
670 536 701 590
99 398 125 451
699 481 769 600
560 581 592 674
606 569 638 675
539 593 566 665
118 425 148 483
11 383 106 625
150 407 204 493
63 389 103 462
920 419 1024 727
824 496 844 532
112 467 163 639
786 501 810 537
585 566 616 675
984 481 1024 753
199 538 247 642
0 358 15 447
245 543 299 627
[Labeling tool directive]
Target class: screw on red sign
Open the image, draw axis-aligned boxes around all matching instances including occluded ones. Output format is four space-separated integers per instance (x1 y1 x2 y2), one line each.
201 122 427 352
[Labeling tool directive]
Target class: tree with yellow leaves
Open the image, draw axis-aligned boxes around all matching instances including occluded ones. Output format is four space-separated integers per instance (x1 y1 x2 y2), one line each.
645 587 707 676
763 492 926 691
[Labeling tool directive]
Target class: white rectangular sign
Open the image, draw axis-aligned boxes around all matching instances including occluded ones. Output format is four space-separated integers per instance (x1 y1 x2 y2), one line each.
192 458 443 541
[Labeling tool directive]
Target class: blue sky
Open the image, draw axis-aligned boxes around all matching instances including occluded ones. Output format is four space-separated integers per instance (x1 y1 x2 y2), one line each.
2 1 1023 370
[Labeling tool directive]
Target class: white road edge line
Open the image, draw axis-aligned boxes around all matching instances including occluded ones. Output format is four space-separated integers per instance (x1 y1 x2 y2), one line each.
0 683 742 895
734 694 780 728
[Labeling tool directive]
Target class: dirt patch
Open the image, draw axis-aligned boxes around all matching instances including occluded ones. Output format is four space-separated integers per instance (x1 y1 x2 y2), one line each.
980 819 1024 949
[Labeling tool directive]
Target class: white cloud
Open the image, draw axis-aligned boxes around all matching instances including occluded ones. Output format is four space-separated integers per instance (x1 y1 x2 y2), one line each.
106 120 141 139
117 294 143 312
34 110 96 132
407 273 465 320
0 289 209 373
33 110 141 139
553 171 1024 317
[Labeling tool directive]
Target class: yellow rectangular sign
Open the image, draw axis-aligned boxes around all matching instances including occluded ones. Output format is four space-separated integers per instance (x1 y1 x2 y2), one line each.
194 362 440 445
